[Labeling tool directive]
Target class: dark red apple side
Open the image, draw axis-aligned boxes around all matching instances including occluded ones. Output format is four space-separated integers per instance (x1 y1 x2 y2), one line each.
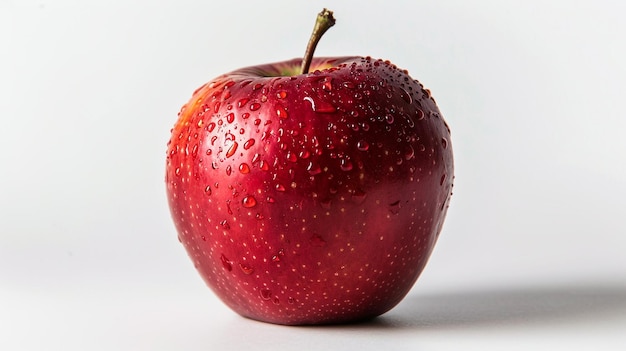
166 10 453 325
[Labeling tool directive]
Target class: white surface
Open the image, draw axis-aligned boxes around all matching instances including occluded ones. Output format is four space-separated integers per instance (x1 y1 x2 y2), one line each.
1 0 625 350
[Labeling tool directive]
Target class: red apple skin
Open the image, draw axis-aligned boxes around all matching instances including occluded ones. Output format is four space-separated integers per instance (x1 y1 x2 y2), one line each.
166 56 453 325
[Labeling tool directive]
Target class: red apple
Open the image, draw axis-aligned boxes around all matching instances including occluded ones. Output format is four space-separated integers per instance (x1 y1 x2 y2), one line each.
165 9 453 325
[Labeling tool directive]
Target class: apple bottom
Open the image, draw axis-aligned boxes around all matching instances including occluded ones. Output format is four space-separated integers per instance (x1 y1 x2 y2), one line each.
180 186 443 325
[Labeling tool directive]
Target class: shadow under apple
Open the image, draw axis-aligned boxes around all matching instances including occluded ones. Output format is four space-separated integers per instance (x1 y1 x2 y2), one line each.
350 281 626 330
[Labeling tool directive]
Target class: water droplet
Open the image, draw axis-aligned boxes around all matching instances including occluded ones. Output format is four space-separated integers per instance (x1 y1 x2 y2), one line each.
357 140 369 151
299 150 310 159
174 167 181 176
253 83 263 90
340 159 353 171
266 196 276 203
405 145 415 160
220 219 230 229
226 141 238 158
259 160 269 171
225 165 232 176
307 161 322 175
389 200 401 215
440 173 447 186
237 98 249 108
260 288 272 300
303 96 336 113
220 254 232 271
226 112 235 123
239 263 254 275
276 107 288 119
441 137 448 149
286 151 297 162
273 296 280 305
321 77 333 91
242 196 257 208
250 102 261 111
342 81 355 89
239 163 250 174
191 144 199 157
271 248 285 262
310 234 327 247
205 185 212 195
277 91 287 99
275 184 286 192
400 88 413 104
385 114 395 124
416 109 425 120
352 189 367 203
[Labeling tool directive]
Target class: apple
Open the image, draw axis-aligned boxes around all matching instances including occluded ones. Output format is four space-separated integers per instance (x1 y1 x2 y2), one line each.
165 9 453 325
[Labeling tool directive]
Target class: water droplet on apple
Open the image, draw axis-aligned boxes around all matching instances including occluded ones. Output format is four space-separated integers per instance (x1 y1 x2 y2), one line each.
225 165 232 176
321 77 333 91
250 102 261 111
237 98 249 108
273 296 280 305
303 96 336 113
226 141 238 158
239 263 254 275
286 151 297 163
416 109 425 121
342 81 355 89
307 161 322 175
351 189 367 203
276 107 288 119
275 184 286 192
243 139 255 150
440 173 447 186
389 200 401 215
174 167 181 176
260 288 272 300
385 114 394 124
205 185 212 195
220 219 230 229
400 88 412 104
340 159 353 171
277 91 287 99
233 163 248 175
242 196 257 208
441 137 448 149
357 140 369 151
220 254 232 271
405 145 415 160
271 248 285 262
226 112 235 123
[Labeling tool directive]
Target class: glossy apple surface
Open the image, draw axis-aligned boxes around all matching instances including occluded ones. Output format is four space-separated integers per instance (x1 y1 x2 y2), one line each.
166 56 453 325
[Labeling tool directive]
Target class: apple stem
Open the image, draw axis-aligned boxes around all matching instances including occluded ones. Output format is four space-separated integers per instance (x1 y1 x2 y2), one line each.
300 8 336 75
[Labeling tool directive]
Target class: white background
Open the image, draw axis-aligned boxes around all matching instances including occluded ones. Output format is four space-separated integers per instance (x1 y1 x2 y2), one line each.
1 0 625 350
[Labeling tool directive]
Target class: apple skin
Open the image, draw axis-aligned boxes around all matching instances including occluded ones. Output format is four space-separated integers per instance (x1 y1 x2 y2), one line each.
165 56 453 325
